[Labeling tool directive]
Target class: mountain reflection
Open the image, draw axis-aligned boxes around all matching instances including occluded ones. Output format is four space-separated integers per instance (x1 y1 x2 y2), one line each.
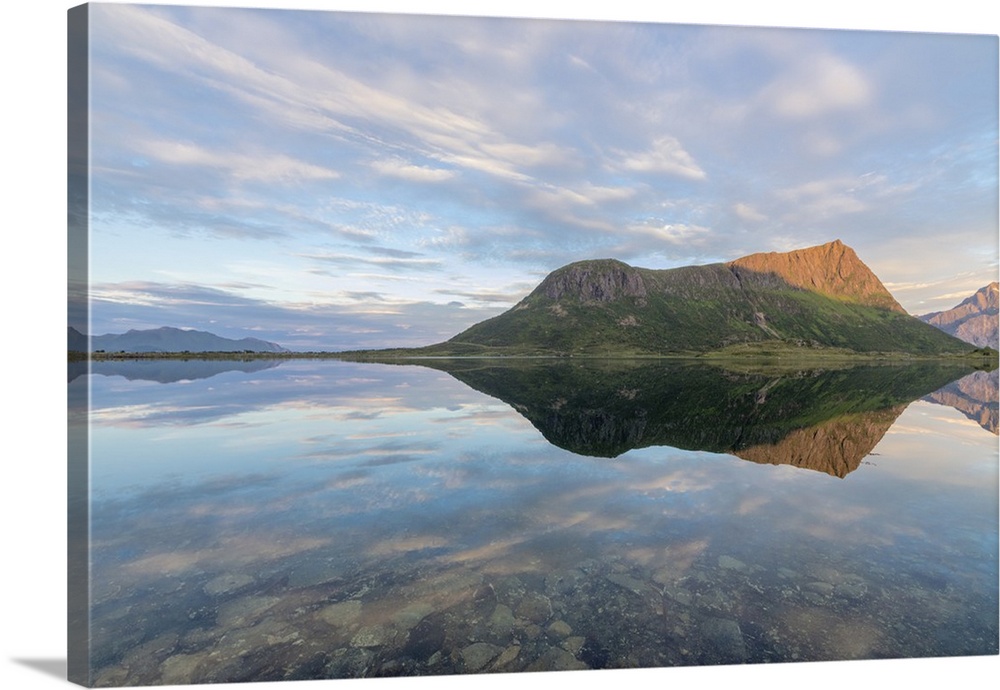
414 359 982 477
922 369 998 434
68 358 283 384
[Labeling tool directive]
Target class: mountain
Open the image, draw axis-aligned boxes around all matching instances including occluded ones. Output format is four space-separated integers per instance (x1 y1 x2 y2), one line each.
424 241 974 357
68 326 88 351
918 282 999 350
74 326 288 353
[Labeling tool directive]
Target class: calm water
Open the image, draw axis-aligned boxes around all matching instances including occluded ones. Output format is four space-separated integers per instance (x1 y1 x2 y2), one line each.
69 358 999 685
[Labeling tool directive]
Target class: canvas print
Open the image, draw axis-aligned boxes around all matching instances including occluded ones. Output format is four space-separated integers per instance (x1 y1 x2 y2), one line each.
67 3 999 687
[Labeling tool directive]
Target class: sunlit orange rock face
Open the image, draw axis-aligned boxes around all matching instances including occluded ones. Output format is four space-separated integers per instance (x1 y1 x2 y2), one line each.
727 239 905 313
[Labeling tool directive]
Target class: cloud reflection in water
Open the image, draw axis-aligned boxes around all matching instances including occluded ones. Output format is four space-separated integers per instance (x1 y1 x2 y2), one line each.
77 358 997 683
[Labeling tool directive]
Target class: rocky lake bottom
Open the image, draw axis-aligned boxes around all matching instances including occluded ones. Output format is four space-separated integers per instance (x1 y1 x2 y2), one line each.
88 532 997 686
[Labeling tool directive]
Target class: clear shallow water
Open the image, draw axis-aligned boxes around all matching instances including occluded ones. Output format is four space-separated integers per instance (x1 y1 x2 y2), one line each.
70 359 998 685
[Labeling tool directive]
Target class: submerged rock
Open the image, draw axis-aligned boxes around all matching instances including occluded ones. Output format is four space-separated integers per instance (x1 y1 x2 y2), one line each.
834 580 869 600
317 599 363 628
562 636 586 655
718 556 747 571
350 625 396 648
548 620 573 638
606 572 647 595
402 614 447 662
488 603 516 636
525 647 589 671
203 573 255 597
460 642 502 672
515 592 553 625
158 652 205 686
699 617 747 664
492 644 521 669
804 581 835 597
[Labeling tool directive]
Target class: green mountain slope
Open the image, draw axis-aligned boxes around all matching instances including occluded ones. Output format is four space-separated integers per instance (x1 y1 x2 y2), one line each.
437 241 974 357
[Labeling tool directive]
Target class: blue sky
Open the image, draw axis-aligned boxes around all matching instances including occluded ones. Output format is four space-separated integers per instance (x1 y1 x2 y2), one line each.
81 2 999 351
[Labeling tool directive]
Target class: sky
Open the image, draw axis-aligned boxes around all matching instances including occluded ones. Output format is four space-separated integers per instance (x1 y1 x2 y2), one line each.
78 1 999 351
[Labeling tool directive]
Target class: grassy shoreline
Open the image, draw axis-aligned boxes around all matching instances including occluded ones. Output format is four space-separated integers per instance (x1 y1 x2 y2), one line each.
71 340 999 369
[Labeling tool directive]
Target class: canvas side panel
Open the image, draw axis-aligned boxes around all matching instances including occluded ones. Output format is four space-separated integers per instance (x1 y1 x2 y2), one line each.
67 3 91 687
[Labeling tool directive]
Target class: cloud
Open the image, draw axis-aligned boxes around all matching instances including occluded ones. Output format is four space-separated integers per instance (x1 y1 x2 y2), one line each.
94 4 551 191
774 176 868 220
139 139 340 184
802 130 844 157
90 281 263 309
302 252 443 273
527 182 638 210
340 291 390 302
433 287 534 305
610 136 707 180
370 158 456 182
626 222 712 245
762 54 873 120
733 202 767 223
479 141 575 169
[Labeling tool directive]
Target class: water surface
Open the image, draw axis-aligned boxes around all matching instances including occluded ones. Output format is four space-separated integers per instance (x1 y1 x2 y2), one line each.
70 358 999 685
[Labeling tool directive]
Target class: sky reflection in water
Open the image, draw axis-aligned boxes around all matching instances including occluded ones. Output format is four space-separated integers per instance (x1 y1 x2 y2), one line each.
74 359 998 685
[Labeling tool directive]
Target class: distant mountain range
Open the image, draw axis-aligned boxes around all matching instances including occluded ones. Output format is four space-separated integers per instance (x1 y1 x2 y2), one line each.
919 282 999 350
68 326 288 353
366 240 978 358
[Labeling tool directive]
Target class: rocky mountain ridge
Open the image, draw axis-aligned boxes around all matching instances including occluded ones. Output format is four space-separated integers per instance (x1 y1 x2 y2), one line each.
919 282 998 349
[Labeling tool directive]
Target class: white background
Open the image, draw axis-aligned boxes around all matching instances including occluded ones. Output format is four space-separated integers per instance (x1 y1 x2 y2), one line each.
2 1 998 689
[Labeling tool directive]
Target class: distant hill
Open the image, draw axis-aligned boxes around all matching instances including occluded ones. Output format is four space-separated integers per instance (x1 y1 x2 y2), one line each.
70 326 288 353
409 240 974 357
68 326 88 351
919 282 999 350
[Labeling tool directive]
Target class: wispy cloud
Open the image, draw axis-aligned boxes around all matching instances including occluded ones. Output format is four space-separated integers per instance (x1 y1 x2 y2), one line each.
610 136 707 180
139 139 340 183
626 221 712 246
774 176 868 220
370 158 457 182
303 252 444 272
